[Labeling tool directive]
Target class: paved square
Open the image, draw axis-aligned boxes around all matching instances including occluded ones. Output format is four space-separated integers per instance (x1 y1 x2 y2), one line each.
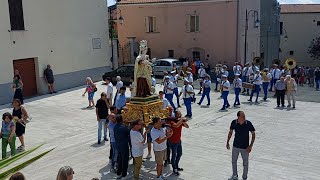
0 81 319 180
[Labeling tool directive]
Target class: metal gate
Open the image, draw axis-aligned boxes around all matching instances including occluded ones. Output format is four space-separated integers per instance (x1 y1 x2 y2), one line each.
118 42 131 65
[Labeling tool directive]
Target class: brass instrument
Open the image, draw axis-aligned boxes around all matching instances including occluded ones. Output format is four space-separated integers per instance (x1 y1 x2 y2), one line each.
253 57 262 66
272 59 281 66
284 58 297 70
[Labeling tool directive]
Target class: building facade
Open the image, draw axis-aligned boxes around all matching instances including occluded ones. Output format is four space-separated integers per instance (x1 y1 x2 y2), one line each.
117 0 260 68
260 0 281 68
0 0 111 105
279 4 320 67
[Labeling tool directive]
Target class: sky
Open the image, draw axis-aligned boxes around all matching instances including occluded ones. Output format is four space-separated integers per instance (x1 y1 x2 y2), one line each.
107 0 320 6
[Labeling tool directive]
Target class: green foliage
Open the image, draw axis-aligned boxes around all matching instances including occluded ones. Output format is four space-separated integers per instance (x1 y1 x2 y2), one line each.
308 36 320 60
0 144 55 179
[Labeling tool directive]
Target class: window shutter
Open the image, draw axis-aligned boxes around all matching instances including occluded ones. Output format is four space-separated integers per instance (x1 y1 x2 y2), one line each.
153 17 157 32
186 15 191 32
144 17 150 32
196 15 200 32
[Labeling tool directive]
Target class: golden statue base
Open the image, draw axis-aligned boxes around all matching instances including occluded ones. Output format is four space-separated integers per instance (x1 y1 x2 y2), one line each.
122 95 169 126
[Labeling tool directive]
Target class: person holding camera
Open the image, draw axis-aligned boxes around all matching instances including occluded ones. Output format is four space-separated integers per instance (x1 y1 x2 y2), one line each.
168 111 189 176
151 117 173 180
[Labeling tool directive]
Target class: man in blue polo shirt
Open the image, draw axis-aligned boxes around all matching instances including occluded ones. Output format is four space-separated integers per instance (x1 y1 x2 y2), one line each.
115 86 127 114
226 111 256 180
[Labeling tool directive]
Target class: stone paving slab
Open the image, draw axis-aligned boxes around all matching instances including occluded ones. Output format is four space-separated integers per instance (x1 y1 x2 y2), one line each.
0 81 319 180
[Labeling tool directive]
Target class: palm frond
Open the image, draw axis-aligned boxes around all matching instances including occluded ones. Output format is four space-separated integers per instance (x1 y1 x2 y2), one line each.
0 147 55 179
0 143 44 170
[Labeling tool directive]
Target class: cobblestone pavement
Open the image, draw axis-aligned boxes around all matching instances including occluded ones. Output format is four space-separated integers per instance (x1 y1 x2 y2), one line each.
0 80 319 180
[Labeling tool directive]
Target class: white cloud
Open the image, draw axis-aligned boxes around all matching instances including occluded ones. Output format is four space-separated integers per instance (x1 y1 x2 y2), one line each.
279 0 320 4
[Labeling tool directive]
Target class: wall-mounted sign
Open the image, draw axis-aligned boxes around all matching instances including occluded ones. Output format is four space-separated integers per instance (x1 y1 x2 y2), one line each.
92 38 101 49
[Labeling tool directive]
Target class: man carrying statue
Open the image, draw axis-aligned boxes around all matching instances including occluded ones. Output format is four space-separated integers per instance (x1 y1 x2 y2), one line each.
134 40 154 97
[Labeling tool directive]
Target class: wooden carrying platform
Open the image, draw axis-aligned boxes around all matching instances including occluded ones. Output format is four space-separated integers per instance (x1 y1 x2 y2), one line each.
122 95 169 126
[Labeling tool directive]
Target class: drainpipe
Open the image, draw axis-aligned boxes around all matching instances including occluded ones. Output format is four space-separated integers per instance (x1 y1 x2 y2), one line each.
235 0 239 63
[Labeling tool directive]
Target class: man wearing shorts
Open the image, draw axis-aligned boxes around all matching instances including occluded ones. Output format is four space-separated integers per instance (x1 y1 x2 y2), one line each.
151 117 173 180
44 65 57 94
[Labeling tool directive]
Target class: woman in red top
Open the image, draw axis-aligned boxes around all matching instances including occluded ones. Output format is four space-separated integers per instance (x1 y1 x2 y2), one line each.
191 60 196 76
168 110 189 176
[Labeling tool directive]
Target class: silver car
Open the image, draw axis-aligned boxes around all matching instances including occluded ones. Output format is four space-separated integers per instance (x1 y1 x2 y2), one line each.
152 58 182 76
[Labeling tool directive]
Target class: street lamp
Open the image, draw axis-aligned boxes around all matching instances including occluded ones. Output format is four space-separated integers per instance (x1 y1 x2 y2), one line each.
244 9 260 64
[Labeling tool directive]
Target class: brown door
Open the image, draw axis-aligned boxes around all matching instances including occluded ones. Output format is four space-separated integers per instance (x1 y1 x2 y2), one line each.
13 58 37 97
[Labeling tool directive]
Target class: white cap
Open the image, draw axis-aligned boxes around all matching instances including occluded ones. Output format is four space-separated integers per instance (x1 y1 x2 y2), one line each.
235 73 240 76
171 71 176 74
164 76 170 79
222 75 227 78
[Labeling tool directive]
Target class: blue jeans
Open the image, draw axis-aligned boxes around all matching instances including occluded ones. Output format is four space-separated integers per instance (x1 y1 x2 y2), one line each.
98 119 107 141
199 80 203 93
183 97 192 116
173 88 180 106
215 79 219 90
111 142 118 167
234 88 241 105
262 82 269 99
199 87 211 105
316 79 320 90
222 91 230 109
250 85 260 101
165 93 176 109
169 141 182 170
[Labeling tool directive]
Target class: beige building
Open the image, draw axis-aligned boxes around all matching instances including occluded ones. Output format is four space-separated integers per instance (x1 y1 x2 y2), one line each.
280 4 320 67
0 0 111 104
117 0 260 67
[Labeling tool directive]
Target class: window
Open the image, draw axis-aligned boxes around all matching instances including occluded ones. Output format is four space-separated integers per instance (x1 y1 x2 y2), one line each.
186 15 199 32
317 21 320 26
168 50 174 58
160 61 171 66
289 51 294 55
260 52 265 59
144 16 157 33
192 51 200 59
280 22 283 35
8 0 25 30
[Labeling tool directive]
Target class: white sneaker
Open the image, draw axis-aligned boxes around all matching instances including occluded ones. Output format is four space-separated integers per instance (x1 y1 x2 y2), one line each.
146 154 152 159
228 175 238 180
116 175 122 179
17 145 25 151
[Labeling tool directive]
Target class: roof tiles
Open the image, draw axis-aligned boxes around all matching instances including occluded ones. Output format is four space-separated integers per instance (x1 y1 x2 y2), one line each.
281 4 320 14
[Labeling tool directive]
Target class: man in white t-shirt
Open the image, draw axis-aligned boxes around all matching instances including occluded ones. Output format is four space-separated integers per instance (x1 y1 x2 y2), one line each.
151 117 173 180
198 64 206 94
179 78 194 118
113 76 123 105
233 62 242 76
170 71 181 108
105 77 113 106
221 75 231 111
130 120 147 180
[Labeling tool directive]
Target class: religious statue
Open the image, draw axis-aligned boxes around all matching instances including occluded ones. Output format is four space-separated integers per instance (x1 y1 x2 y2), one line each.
134 40 153 97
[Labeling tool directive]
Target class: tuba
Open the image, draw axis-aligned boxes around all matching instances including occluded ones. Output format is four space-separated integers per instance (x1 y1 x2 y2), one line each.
285 58 297 70
253 57 262 66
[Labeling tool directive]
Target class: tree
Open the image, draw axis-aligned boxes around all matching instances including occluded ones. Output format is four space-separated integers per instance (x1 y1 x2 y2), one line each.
308 36 320 60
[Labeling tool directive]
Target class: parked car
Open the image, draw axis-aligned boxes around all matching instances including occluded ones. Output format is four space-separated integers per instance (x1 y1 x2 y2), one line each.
102 64 134 85
152 58 182 76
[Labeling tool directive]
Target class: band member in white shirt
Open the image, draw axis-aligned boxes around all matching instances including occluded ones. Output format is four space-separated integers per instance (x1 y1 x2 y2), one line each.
197 64 206 94
262 68 272 101
248 70 262 103
179 78 194 118
220 75 231 111
186 71 196 103
233 73 242 107
113 76 123 105
242 63 253 94
233 62 242 76
105 77 113 106
197 74 211 106
170 71 181 108
164 76 176 110
269 64 281 91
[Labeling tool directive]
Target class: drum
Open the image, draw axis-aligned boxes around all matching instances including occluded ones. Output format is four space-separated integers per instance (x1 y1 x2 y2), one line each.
242 82 255 90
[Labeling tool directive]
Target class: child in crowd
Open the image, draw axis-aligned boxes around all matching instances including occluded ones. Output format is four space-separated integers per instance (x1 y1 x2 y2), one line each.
1 112 16 159
9 172 26 180
107 106 118 172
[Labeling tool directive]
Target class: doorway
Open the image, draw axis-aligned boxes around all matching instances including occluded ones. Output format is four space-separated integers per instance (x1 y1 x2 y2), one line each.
13 58 37 97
